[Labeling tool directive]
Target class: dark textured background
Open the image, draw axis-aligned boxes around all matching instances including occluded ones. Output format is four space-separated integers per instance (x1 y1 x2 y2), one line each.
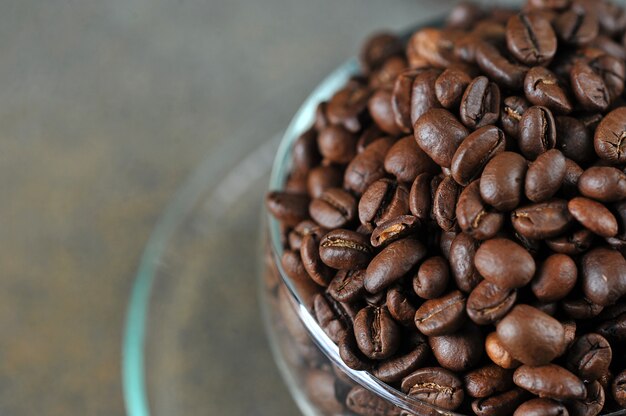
0 0 455 414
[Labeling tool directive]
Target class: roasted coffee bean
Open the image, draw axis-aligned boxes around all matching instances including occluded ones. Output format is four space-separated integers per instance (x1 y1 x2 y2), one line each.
525 149 566 202
354 305 400 360
524 66 572 114
531 254 577 303
581 247 626 306
370 56 408 90
514 364 587 400
384 135 438 183
486 331 522 369
317 125 358 164
467 280 517 325
409 173 432 221
392 69 422 133
554 4 598 47
344 136 395 195
407 27 458 69
476 41 529 90
567 333 612 382
414 108 469 168
305 369 345 414
502 96 531 138
433 176 462 232
307 165 343 199
590 54 626 102
401 367 464 411
291 129 321 177
449 232 483 293
410 68 442 126
360 32 404 73
314 293 352 342
414 290 466 336
571 60 611 113
310 187 357 229
369 89 404 136
284 174 308 194
568 197 618 238
289 220 322 251
578 166 626 202
359 179 409 227
475 238 536 289
328 269 366 303
514 398 570 416
567 380 605 416
594 107 626 164
386 285 417 326
457 180 505 240
327 83 370 133
266 191 310 227
472 388 528 416
371 215 420 248
280 250 321 308
612 370 626 408
338 331 373 371
429 323 484 372
365 238 427 294
373 333 430 383
346 385 402 416
518 106 557 160
561 158 583 197
413 256 449 300
561 297 604 320
451 125 505 186
314 101 329 131
301 232 334 286
556 116 595 165
320 229 372 270
435 68 472 109
464 364 514 398
512 199 573 239
497 304 566 365
506 13 557 66
460 76 501 129
481 152 528 211
546 228 594 255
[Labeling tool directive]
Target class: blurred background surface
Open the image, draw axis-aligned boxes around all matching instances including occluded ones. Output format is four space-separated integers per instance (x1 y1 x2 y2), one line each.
0 0 452 414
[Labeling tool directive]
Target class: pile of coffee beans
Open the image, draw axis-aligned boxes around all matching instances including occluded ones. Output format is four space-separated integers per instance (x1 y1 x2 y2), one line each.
267 1 626 414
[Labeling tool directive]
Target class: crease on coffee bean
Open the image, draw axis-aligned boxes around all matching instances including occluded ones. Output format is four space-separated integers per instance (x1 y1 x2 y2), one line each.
320 193 351 219
505 105 523 121
520 14 541 60
375 223 408 244
409 383 455 396
415 295 464 323
372 307 382 353
321 237 370 253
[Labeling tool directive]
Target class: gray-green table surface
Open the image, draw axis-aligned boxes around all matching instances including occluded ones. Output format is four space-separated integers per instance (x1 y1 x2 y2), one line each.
0 0 454 414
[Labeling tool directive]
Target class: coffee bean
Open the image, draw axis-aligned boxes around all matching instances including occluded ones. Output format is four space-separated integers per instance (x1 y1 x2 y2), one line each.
392 69 422 133
472 388 528 416
579 166 626 202
414 290 466 336
327 83 370 133
305 369 345 414
567 380 605 416
313 293 352 342
310 187 357 229
373 333 430 383
307 165 344 199
344 136 395 195
410 68 442 126
465 364 514 398
414 108 469 168
328 269 366 303
413 256 449 300
365 238 426 293
369 89 404 136
371 215 420 248
354 305 400 360
435 68 472 110
338 331 373 371
506 13 557 66
301 232 334 287
486 331 522 369
467 280 517 325
502 96 530 138
317 125 359 165
429 324 484 372
451 125 505 186
370 56 408 91
514 398 570 416
555 116 595 165
561 297 604 320
476 42 529 90
590 54 626 102
406 28 456 69
460 76 501 129
514 364 587 400
360 32 404 73
594 107 626 164
524 66 573 114
519 106 557 160
401 367 464 410
450 232 483 293
568 197 618 238
291 129 321 177
497 304 566 365
546 228 594 255
280 250 321 309
567 333 612 382
581 247 626 306
571 60 611 113
433 176 462 232
266 191 310 227
384 135 438 183
346 385 402 416
320 229 372 270
480 152 528 211
475 238 536 289
525 149 566 203
409 173 432 221
358 179 409 227
386 285 417 326
613 370 626 408
457 180 505 240
531 254 577 303
512 199 573 239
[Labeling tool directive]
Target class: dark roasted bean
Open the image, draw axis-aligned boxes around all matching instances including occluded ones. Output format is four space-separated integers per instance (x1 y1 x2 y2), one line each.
354 305 400 360
524 66 572 114
401 367 464 410
386 285 417 326
368 89 404 136
518 106 557 160
301 232 334 286
435 68 472 109
307 165 343 199
594 107 626 164
486 331 522 370
328 269 366 303
525 149 566 203
365 238 426 294
384 135 438 183
567 380 605 416
514 398 570 416
449 232 483 293
413 256 449 300
506 13 557 66
472 388 528 416
344 136 395 195
327 83 370 133
414 108 469 168
358 179 409 227
451 125 505 186
546 228 594 255
372 333 429 383
467 280 517 325
392 69 422 133
567 333 612 382
531 254 577 303
581 247 626 306
414 290 466 336
310 187 357 229
456 180 504 240
502 96 530 138
476 42 528 90
409 173 432 221
568 197 618 238
320 229 372 270
429 323 484 372
371 215 420 248
556 116 595 165
571 60 611 113
579 166 626 202
481 152 528 211
460 76 501 130
266 191 310 227
465 364 514 398
512 199 573 239
555 4 598 46
475 238 536 289
514 364 587 400
410 68 442 126
433 176 462 232
561 297 604 320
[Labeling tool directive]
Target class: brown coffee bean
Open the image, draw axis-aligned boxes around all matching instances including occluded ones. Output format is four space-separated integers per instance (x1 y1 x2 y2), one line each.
567 380 605 416
392 69 422 133
475 238 536 289
476 42 529 90
280 250 321 309
266 191 310 227
414 108 469 168
413 256 449 300
512 199 573 239
525 149 566 202
310 187 357 229
467 280 517 325
514 364 587 400
502 96 531 138
506 13 557 65
472 388 528 416
591 54 626 101
450 232 483 293
579 166 626 202
433 176 462 232
460 76 501 130
514 398 570 416
384 135 438 183
613 370 626 408
320 229 372 270
327 83 370 133
480 152 528 211
451 125 506 186
328 269 366 303
307 165 343 199
301 232 334 287
358 179 409 227
568 197 618 238
524 66 572 114
365 238 427 294
409 173 432 221
531 254 577 303
354 305 400 360
571 60 611 113
317 125 359 165
346 385 402 416
291 129 321 177
429 324 484 372
406 28 457 69
305 369 345 414
497 305 566 365
386 285 417 326
435 68 472 109
414 290 466 336
313 293 354 342
581 247 626 306
401 367 464 410
410 68 442 127
486 331 522 369
359 32 404 73
567 333 612 382
519 106 557 160
371 215 420 248
369 56 408 90
465 364 514 398
546 228 594 255
373 334 430 384
594 107 626 164
457 180 505 240
556 116 595 165
344 136 395 195
368 89 404 136
555 5 598 47
561 297 604 320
